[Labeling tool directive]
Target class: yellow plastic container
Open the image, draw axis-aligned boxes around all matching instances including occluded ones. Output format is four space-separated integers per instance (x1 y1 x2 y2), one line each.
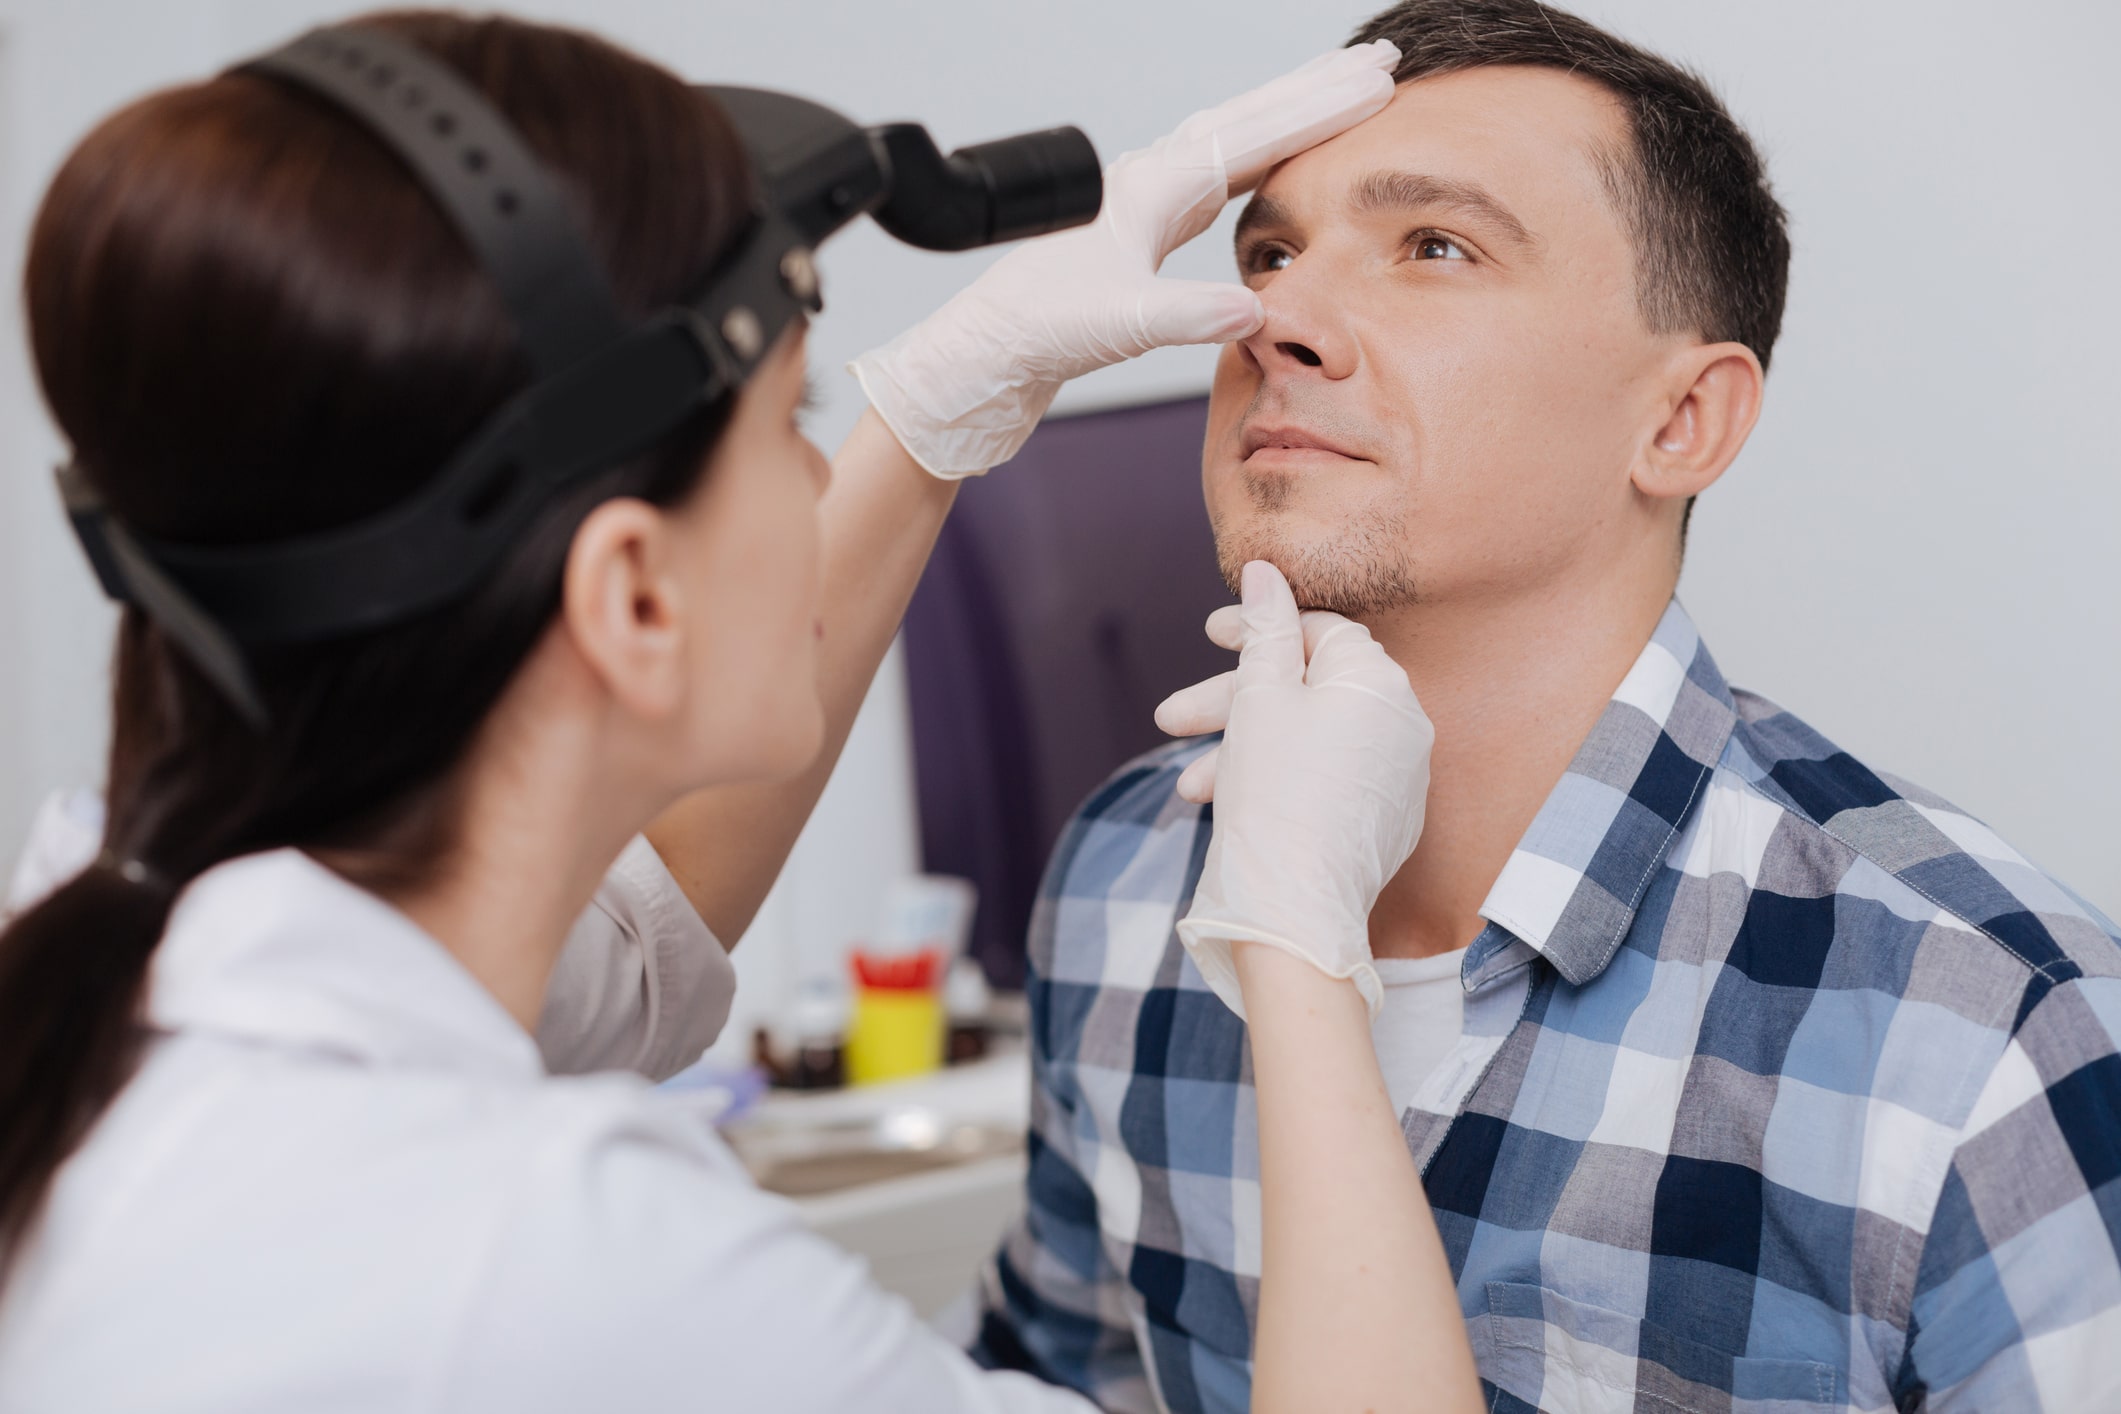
846 987 944 1086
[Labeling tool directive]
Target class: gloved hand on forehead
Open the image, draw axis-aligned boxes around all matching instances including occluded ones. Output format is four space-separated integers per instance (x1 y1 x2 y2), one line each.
850 40 1400 478
1168 562 1434 1021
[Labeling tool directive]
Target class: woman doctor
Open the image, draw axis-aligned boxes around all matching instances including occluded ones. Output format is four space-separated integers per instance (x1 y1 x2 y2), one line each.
0 13 1482 1412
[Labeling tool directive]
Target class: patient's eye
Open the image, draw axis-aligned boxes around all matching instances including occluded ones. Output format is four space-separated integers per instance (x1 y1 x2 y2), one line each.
1411 231 1469 261
1239 241 1294 276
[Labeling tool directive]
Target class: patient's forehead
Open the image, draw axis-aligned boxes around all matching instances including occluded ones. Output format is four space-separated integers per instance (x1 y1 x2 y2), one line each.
1248 64 1629 243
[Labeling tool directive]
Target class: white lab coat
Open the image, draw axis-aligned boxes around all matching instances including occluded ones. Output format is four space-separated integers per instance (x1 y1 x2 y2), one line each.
3 790 736 1080
0 847 1093 1412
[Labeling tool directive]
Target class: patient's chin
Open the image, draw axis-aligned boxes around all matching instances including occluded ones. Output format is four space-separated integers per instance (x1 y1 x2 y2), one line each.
1213 516 1419 618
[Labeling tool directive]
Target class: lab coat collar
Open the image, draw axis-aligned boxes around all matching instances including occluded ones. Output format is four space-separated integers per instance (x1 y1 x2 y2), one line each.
149 848 544 1081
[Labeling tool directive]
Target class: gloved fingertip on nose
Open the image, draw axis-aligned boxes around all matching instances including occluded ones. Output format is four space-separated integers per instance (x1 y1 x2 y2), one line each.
1217 293 1267 341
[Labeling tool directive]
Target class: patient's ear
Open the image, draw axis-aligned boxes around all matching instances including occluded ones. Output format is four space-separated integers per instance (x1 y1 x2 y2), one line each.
1632 342 1764 502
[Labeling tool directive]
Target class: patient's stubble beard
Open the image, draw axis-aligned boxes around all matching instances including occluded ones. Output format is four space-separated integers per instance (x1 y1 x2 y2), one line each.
1213 468 1419 617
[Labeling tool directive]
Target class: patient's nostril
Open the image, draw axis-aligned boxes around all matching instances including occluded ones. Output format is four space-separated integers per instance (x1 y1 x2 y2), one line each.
1277 342 1323 368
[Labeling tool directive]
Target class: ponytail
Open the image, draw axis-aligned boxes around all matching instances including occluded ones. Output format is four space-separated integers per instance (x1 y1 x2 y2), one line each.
0 859 179 1267
0 614 265 1275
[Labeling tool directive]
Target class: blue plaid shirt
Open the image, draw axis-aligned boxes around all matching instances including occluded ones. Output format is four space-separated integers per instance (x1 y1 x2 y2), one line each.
970 601 2121 1413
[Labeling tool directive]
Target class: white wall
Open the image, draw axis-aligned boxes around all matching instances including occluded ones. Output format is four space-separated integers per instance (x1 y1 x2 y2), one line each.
1587 0 2121 917
0 0 2112 987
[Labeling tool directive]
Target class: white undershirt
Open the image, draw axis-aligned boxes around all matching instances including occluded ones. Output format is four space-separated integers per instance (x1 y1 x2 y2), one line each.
1370 948 1471 1118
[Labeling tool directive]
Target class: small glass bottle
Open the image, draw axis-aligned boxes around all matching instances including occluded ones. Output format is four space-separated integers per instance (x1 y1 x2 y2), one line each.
784 984 848 1090
945 956 993 1065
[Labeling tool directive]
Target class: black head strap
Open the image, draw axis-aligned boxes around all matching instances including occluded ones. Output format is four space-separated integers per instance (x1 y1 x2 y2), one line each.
60 24 820 717
59 462 270 727
242 27 631 376
58 14 1103 735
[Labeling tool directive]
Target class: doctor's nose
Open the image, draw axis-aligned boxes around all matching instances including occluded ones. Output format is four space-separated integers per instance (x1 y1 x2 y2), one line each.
1237 270 1359 382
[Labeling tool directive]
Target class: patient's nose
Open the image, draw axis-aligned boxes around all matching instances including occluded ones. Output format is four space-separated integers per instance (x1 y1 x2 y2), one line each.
1275 340 1324 367
1239 272 1357 381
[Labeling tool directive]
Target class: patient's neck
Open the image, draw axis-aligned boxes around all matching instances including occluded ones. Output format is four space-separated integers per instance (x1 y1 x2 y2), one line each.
1359 563 1675 961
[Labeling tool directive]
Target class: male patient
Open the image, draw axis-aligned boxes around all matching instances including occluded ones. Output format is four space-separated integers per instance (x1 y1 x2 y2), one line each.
967 2 2121 1410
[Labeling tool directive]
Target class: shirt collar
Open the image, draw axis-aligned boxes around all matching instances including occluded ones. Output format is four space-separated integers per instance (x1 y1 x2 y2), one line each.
1475 600 1737 987
149 848 543 1080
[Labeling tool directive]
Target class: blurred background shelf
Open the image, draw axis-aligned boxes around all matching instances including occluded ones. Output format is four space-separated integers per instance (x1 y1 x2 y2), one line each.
722 1049 1031 1319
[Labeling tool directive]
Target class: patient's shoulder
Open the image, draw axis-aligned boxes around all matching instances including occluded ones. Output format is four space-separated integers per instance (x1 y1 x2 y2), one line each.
1028 738 1216 970
1068 735 1217 829
1725 688 2121 977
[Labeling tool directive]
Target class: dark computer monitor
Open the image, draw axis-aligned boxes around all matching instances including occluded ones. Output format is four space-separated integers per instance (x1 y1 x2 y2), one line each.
902 395 1235 988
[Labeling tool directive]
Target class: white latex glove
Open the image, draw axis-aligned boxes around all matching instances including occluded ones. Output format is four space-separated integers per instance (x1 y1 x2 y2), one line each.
1153 601 1248 806
1167 562 1433 1020
850 40 1400 478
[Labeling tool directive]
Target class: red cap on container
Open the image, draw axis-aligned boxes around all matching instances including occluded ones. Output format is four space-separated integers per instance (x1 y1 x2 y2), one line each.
851 946 944 991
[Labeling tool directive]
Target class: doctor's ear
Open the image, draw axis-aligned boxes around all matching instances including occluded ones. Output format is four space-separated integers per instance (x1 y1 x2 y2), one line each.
1632 341 1764 503
559 498 688 720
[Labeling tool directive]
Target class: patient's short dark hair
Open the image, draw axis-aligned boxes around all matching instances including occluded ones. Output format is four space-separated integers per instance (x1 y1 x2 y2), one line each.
1352 0 1790 372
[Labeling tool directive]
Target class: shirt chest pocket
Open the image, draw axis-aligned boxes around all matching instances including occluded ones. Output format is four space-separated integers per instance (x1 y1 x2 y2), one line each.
1474 1282 1842 1414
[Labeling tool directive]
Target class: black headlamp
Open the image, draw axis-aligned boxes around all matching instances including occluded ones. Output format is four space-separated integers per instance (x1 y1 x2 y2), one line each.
58 25 1102 724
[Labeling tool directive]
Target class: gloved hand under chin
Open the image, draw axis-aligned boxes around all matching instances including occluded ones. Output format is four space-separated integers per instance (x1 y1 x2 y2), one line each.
1163 561 1433 1021
849 40 1400 478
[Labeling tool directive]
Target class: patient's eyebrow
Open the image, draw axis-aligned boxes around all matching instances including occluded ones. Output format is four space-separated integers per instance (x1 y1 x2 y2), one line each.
1233 173 1542 260
1232 193 1294 249
1350 171 1539 251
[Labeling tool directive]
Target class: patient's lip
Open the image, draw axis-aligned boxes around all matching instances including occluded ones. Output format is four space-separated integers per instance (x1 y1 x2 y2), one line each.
1241 421 1364 461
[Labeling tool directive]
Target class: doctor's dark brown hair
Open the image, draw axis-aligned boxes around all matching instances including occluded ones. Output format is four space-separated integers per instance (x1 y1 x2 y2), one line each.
0 12 753 1272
